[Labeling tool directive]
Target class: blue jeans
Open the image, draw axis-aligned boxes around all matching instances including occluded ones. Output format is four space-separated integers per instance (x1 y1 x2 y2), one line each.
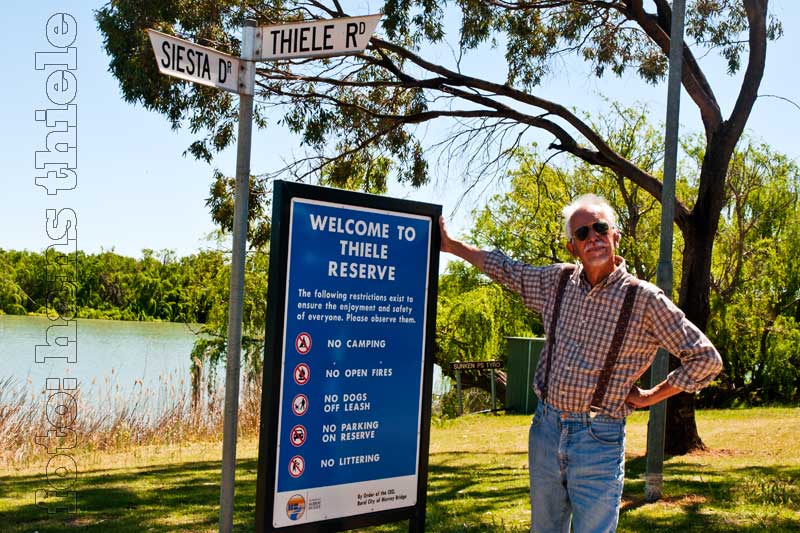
529 401 626 533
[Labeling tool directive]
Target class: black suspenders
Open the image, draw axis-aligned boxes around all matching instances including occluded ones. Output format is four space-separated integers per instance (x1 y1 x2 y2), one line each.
590 278 639 412
540 266 639 414
540 267 574 405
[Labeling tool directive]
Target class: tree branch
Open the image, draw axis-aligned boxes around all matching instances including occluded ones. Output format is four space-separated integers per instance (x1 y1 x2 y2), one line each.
725 0 768 150
625 0 722 135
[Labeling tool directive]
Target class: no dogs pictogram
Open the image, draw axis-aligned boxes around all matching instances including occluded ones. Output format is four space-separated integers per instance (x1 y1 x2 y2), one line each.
292 394 309 416
288 455 305 478
290 425 307 447
293 363 310 385
295 332 312 354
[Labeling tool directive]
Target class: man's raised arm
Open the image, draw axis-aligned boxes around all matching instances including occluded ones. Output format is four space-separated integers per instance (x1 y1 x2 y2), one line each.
439 215 488 271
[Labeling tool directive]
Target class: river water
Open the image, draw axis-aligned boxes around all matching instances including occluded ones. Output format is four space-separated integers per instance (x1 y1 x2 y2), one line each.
1 315 198 399
1 315 448 406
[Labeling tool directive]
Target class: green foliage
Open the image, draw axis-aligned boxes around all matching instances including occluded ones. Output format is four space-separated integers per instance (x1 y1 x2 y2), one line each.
0 253 28 315
206 170 273 249
705 140 800 405
189 249 269 397
0 248 228 323
437 279 537 366
96 0 250 163
687 0 783 74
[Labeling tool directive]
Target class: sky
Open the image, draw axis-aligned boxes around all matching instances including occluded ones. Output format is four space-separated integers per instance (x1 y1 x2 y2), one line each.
1 1 798 259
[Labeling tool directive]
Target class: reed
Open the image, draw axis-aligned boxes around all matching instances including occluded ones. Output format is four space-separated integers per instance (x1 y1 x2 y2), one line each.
0 371 263 469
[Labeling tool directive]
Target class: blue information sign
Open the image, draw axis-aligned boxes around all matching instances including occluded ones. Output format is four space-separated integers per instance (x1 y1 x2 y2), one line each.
271 197 432 527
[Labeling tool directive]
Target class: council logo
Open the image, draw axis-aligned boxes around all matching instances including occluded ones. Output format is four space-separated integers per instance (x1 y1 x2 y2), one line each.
286 494 305 521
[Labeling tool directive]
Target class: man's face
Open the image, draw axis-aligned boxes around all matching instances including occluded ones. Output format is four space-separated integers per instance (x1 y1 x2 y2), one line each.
565 206 620 269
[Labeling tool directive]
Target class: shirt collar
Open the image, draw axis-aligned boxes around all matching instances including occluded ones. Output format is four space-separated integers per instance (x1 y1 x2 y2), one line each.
572 256 628 291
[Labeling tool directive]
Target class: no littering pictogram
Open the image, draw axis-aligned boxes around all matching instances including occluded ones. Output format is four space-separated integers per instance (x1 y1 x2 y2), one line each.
288 455 305 478
292 394 309 416
295 332 312 354
293 363 310 385
290 424 307 447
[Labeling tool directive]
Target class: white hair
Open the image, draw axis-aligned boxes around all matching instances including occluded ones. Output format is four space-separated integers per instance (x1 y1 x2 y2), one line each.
561 194 618 240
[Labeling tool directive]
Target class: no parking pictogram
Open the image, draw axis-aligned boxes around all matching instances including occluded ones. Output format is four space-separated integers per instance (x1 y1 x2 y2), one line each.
290 425 307 447
295 332 312 354
288 455 305 478
293 363 310 385
292 394 309 416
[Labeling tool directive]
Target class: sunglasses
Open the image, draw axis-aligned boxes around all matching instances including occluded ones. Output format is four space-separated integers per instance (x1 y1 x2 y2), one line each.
572 221 610 241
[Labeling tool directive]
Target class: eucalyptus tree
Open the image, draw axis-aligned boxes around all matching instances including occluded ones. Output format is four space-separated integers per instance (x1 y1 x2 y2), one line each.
97 0 780 453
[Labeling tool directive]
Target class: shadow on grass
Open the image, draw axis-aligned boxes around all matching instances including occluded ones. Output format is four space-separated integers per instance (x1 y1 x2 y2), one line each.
0 458 258 532
1 452 531 533
365 451 531 532
4 450 797 532
620 455 800 532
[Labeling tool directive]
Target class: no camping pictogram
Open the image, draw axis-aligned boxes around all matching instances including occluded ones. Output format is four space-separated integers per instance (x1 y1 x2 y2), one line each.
295 332 312 354
290 424 307 447
288 455 305 478
292 394 309 416
293 363 310 385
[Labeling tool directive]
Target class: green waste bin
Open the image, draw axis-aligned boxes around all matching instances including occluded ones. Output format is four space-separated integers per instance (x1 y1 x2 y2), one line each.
505 337 545 414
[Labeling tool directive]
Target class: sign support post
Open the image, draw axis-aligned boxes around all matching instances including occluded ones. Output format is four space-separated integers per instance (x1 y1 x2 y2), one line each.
455 369 463 416
645 0 686 503
219 19 257 533
490 368 497 412
147 14 382 532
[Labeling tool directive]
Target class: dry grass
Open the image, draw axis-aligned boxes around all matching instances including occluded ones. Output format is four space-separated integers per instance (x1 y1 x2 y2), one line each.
0 373 262 470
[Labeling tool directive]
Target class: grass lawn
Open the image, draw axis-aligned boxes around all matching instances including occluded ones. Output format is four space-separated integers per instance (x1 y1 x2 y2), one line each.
2 407 799 531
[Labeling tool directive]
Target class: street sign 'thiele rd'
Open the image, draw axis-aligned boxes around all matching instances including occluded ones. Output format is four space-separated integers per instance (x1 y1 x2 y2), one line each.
257 14 380 61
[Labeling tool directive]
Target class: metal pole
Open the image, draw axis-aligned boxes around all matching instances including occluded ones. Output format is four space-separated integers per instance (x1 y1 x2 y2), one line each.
456 369 463 416
490 368 497 412
526 341 532 413
645 0 686 503
219 19 257 533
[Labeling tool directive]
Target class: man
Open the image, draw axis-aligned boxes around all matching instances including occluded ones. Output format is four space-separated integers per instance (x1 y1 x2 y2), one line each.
439 194 722 532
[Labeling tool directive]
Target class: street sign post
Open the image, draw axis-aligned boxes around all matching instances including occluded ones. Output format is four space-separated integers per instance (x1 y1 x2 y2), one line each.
646 0 687 503
146 14 382 533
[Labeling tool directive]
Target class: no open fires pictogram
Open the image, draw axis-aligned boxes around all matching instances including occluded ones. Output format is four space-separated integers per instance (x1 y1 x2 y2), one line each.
288 455 305 478
293 363 310 385
290 424 307 447
295 332 312 354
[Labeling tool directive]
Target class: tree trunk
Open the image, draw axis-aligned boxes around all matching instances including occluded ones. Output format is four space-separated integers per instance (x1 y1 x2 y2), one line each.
665 142 729 454
664 373 706 454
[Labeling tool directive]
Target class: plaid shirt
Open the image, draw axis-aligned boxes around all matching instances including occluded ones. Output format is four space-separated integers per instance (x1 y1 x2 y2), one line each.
485 251 722 418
